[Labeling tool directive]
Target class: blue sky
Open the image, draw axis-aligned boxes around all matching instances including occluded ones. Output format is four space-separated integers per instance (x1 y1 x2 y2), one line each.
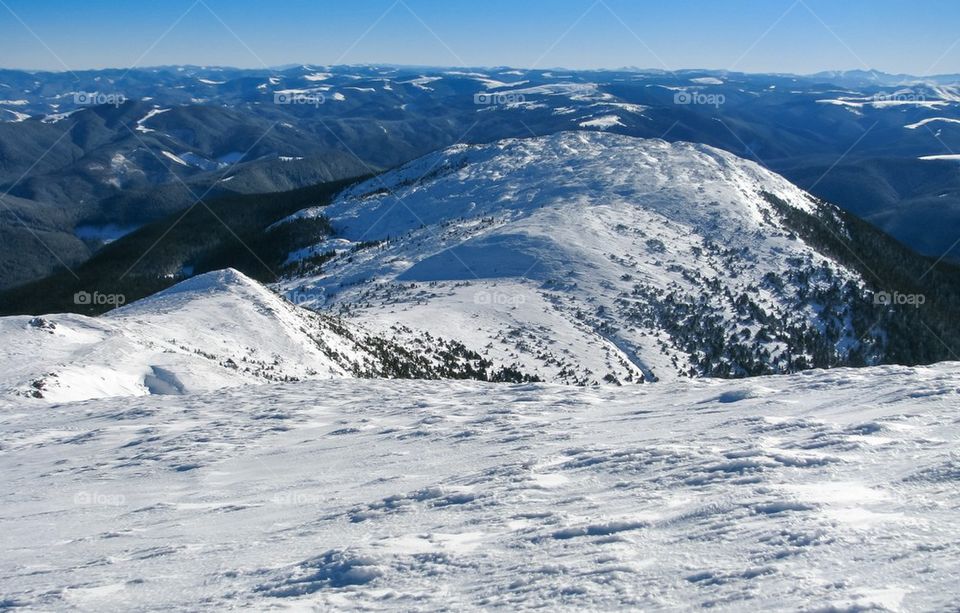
1 0 958 75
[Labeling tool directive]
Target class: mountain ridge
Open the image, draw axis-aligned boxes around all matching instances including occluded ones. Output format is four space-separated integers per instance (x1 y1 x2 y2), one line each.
4 132 958 388
0 268 537 403
3 64 960 289
275 131 960 383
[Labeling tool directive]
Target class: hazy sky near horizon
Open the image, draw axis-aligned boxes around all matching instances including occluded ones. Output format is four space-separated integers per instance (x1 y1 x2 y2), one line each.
1 0 958 75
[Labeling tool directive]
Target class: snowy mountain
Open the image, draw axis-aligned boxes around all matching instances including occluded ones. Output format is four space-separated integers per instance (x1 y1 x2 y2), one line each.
275 132 934 384
0 268 521 404
4 64 960 290
3 76 960 611
5 132 956 393
2 362 959 610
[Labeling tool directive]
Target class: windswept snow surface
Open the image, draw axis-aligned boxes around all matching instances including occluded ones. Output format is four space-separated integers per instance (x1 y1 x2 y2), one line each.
2 363 959 610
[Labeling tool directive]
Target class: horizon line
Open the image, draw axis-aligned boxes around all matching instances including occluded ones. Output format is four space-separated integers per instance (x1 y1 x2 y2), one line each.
1 63 959 80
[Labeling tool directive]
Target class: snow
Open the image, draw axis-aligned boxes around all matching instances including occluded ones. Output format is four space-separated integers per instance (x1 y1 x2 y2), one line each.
41 109 79 123
816 97 948 109
0 269 418 404
1 362 959 610
0 100 30 121
399 76 442 91
276 132 858 385
463 73 530 90
160 150 189 166
904 117 960 129
496 82 601 101
579 114 624 129
176 151 222 171
1 108 30 122
691 77 724 85
931 85 960 102
274 87 330 96
99 152 142 188
135 108 170 133
589 101 648 114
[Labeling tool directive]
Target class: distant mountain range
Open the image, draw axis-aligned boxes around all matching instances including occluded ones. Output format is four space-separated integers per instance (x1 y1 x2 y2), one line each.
1 65 960 291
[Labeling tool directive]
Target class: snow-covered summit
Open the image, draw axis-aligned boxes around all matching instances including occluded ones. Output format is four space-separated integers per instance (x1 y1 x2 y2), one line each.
0 269 451 403
122 267 254 301
282 131 818 245
278 132 884 384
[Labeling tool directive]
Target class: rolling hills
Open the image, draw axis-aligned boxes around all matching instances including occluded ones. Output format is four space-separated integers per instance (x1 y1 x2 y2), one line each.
3 65 960 289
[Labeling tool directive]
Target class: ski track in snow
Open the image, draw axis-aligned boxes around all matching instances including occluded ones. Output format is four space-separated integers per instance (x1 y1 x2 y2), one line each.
2 363 959 611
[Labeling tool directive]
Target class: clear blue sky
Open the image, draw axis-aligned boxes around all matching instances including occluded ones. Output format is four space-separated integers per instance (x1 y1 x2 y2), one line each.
2 0 958 75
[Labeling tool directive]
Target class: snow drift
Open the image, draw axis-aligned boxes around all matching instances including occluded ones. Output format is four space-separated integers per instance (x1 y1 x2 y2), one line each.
2 363 958 610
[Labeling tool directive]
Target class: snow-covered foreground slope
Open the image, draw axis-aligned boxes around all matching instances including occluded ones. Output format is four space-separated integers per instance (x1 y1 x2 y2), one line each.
2 364 959 611
0 268 472 403
277 132 891 384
